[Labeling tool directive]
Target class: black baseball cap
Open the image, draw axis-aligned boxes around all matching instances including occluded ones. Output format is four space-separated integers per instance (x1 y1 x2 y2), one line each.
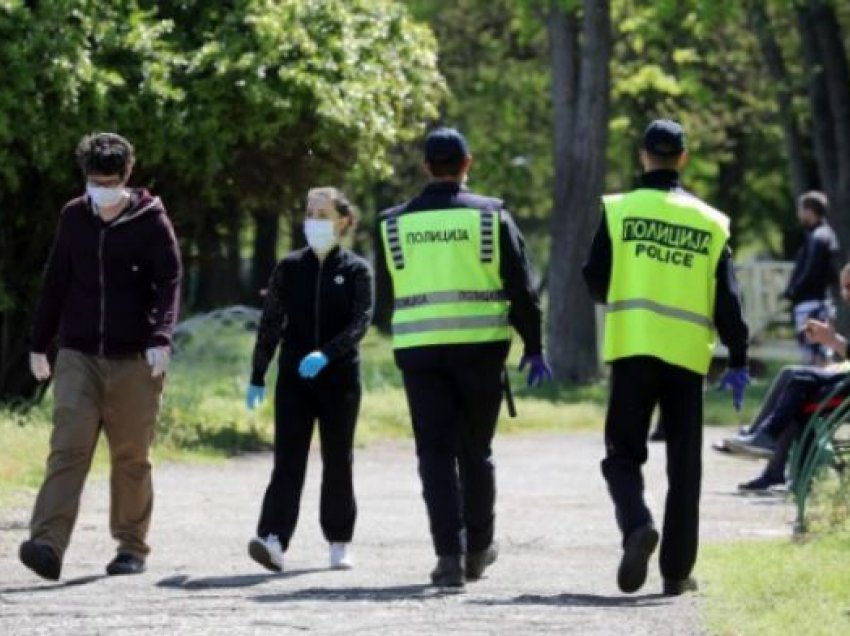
424 127 469 164
642 119 686 157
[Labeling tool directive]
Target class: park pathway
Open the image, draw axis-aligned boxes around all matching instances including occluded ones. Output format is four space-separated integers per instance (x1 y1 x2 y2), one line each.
0 428 793 635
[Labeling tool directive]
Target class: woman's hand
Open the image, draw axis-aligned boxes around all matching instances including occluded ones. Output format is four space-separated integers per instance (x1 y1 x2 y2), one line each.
298 351 329 379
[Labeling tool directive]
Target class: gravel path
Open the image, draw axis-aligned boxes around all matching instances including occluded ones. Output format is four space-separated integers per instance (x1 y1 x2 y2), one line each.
0 428 793 635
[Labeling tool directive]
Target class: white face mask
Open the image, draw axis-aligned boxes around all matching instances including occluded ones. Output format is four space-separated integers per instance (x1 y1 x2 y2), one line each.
304 218 337 253
87 184 126 208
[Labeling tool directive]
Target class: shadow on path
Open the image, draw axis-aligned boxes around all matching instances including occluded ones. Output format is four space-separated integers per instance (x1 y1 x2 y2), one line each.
0 574 106 595
156 569 324 590
253 583 440 603
470 592 669 608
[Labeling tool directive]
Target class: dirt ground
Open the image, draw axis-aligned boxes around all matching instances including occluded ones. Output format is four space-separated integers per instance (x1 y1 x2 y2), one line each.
0 427 793 635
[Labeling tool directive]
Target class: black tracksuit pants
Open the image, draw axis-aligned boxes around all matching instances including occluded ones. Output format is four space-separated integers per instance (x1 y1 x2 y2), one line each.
601 356 703 582
397 342 509 557
257 363 361 550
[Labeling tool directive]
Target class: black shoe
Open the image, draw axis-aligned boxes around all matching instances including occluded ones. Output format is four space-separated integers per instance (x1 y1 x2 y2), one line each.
106 553 146 576
617 523 659 594
738 474 785 492
430 555 464 588
466 542 499 581
663 576 698 596
19 540 61 581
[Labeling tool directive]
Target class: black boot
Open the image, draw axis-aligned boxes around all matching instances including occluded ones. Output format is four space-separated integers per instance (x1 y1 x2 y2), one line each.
430 555 464 588
663 577 698 596
617 523 659 593
466 542 499 581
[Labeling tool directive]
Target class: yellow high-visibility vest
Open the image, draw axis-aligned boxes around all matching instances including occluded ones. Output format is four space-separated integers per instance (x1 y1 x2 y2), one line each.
604 188 730 374
380 208 511 349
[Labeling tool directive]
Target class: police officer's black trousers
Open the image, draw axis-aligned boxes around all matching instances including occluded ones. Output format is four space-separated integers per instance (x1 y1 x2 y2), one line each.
397 343 508 556
257 364 361 550
601 356 703 582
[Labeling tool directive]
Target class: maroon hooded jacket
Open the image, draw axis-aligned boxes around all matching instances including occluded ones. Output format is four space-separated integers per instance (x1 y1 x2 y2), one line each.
31 189 182 356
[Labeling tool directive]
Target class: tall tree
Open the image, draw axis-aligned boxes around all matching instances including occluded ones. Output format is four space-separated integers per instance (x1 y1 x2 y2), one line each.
546 0 611 383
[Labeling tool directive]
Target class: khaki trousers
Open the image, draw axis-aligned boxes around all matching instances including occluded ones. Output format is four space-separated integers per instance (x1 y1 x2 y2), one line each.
30 349 163 560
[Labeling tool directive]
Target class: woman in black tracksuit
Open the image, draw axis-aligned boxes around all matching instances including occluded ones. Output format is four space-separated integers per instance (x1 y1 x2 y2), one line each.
245 187 373 572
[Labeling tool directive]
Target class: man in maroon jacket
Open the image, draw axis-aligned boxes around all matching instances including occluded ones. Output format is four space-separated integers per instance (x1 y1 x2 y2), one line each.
19 132 182 580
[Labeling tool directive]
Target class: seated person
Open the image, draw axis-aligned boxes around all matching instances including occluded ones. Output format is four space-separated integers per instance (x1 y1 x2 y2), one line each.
729 263 850 491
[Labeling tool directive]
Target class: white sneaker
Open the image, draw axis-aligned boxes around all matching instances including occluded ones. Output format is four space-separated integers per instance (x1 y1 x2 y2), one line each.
248 535 283 572
329 542 353 570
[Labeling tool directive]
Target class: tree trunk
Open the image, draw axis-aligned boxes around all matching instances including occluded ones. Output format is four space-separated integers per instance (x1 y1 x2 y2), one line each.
797 6 839 196
546 0 611 384
807 0 850 254
747 1 814 198
250 211 279 307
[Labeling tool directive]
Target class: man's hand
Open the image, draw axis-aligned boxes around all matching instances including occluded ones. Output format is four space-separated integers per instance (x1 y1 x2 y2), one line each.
145 346 170 378
30 353 51 381
805 319 835 346
717 367 751 412
519 353 554 388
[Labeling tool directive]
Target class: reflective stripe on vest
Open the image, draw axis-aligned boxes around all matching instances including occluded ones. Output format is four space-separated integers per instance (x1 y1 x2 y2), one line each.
380 207 511 349
607 299 713 330
604 189 730 375
394 289 507 310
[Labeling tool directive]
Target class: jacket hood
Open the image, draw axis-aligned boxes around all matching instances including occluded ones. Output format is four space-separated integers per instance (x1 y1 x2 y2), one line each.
72 188 166 225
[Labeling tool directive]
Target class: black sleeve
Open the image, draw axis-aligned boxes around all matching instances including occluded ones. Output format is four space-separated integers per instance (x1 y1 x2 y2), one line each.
582 202 611 304
499 210 543 356
321 259 374 360
714 244 749 368
31 212 72 353
372 216 394 328
250 261 287 386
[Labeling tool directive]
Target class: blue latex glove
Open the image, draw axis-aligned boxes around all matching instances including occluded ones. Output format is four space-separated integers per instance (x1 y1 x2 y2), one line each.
519 353 554 388
298 351 329 379
246 384 266 410
717 367 751 411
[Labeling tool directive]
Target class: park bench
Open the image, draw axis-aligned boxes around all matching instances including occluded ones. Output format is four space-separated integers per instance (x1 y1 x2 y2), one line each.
789 375 850 533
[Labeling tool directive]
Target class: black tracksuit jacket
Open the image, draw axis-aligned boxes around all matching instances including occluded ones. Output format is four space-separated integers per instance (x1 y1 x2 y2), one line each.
250 246 373 386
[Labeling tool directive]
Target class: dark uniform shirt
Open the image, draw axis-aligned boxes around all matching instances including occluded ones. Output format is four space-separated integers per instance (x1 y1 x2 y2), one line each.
250 246 373 386
582 169 749 368
375 181 543 356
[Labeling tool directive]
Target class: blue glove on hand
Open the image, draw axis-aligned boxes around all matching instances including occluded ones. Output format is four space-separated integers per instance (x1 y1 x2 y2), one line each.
246 384 266 410
298 351 329 379
519 353 554 388
718 367 751 411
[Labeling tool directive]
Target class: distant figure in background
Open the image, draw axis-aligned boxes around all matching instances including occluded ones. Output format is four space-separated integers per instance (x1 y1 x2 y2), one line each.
245 187 373 573
20 132 182 581
784 191 841 366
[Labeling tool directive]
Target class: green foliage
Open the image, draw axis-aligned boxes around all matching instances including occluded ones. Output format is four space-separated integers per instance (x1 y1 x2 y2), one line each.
0 0 444 399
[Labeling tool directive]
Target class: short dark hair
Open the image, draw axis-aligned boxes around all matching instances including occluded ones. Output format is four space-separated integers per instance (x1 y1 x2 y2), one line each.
798 191 829 217
76 132 135 177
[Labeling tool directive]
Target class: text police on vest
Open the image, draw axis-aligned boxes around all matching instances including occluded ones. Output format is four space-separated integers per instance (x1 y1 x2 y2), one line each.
406 228 471 245
621 217 712 268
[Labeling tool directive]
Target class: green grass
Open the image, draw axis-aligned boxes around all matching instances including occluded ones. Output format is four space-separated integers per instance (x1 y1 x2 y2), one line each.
0 326 782 501
700 533 850 636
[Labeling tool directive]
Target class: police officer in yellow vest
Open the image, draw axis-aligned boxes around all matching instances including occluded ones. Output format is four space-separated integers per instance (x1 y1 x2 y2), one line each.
583 120 750 596
377 127 551 588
